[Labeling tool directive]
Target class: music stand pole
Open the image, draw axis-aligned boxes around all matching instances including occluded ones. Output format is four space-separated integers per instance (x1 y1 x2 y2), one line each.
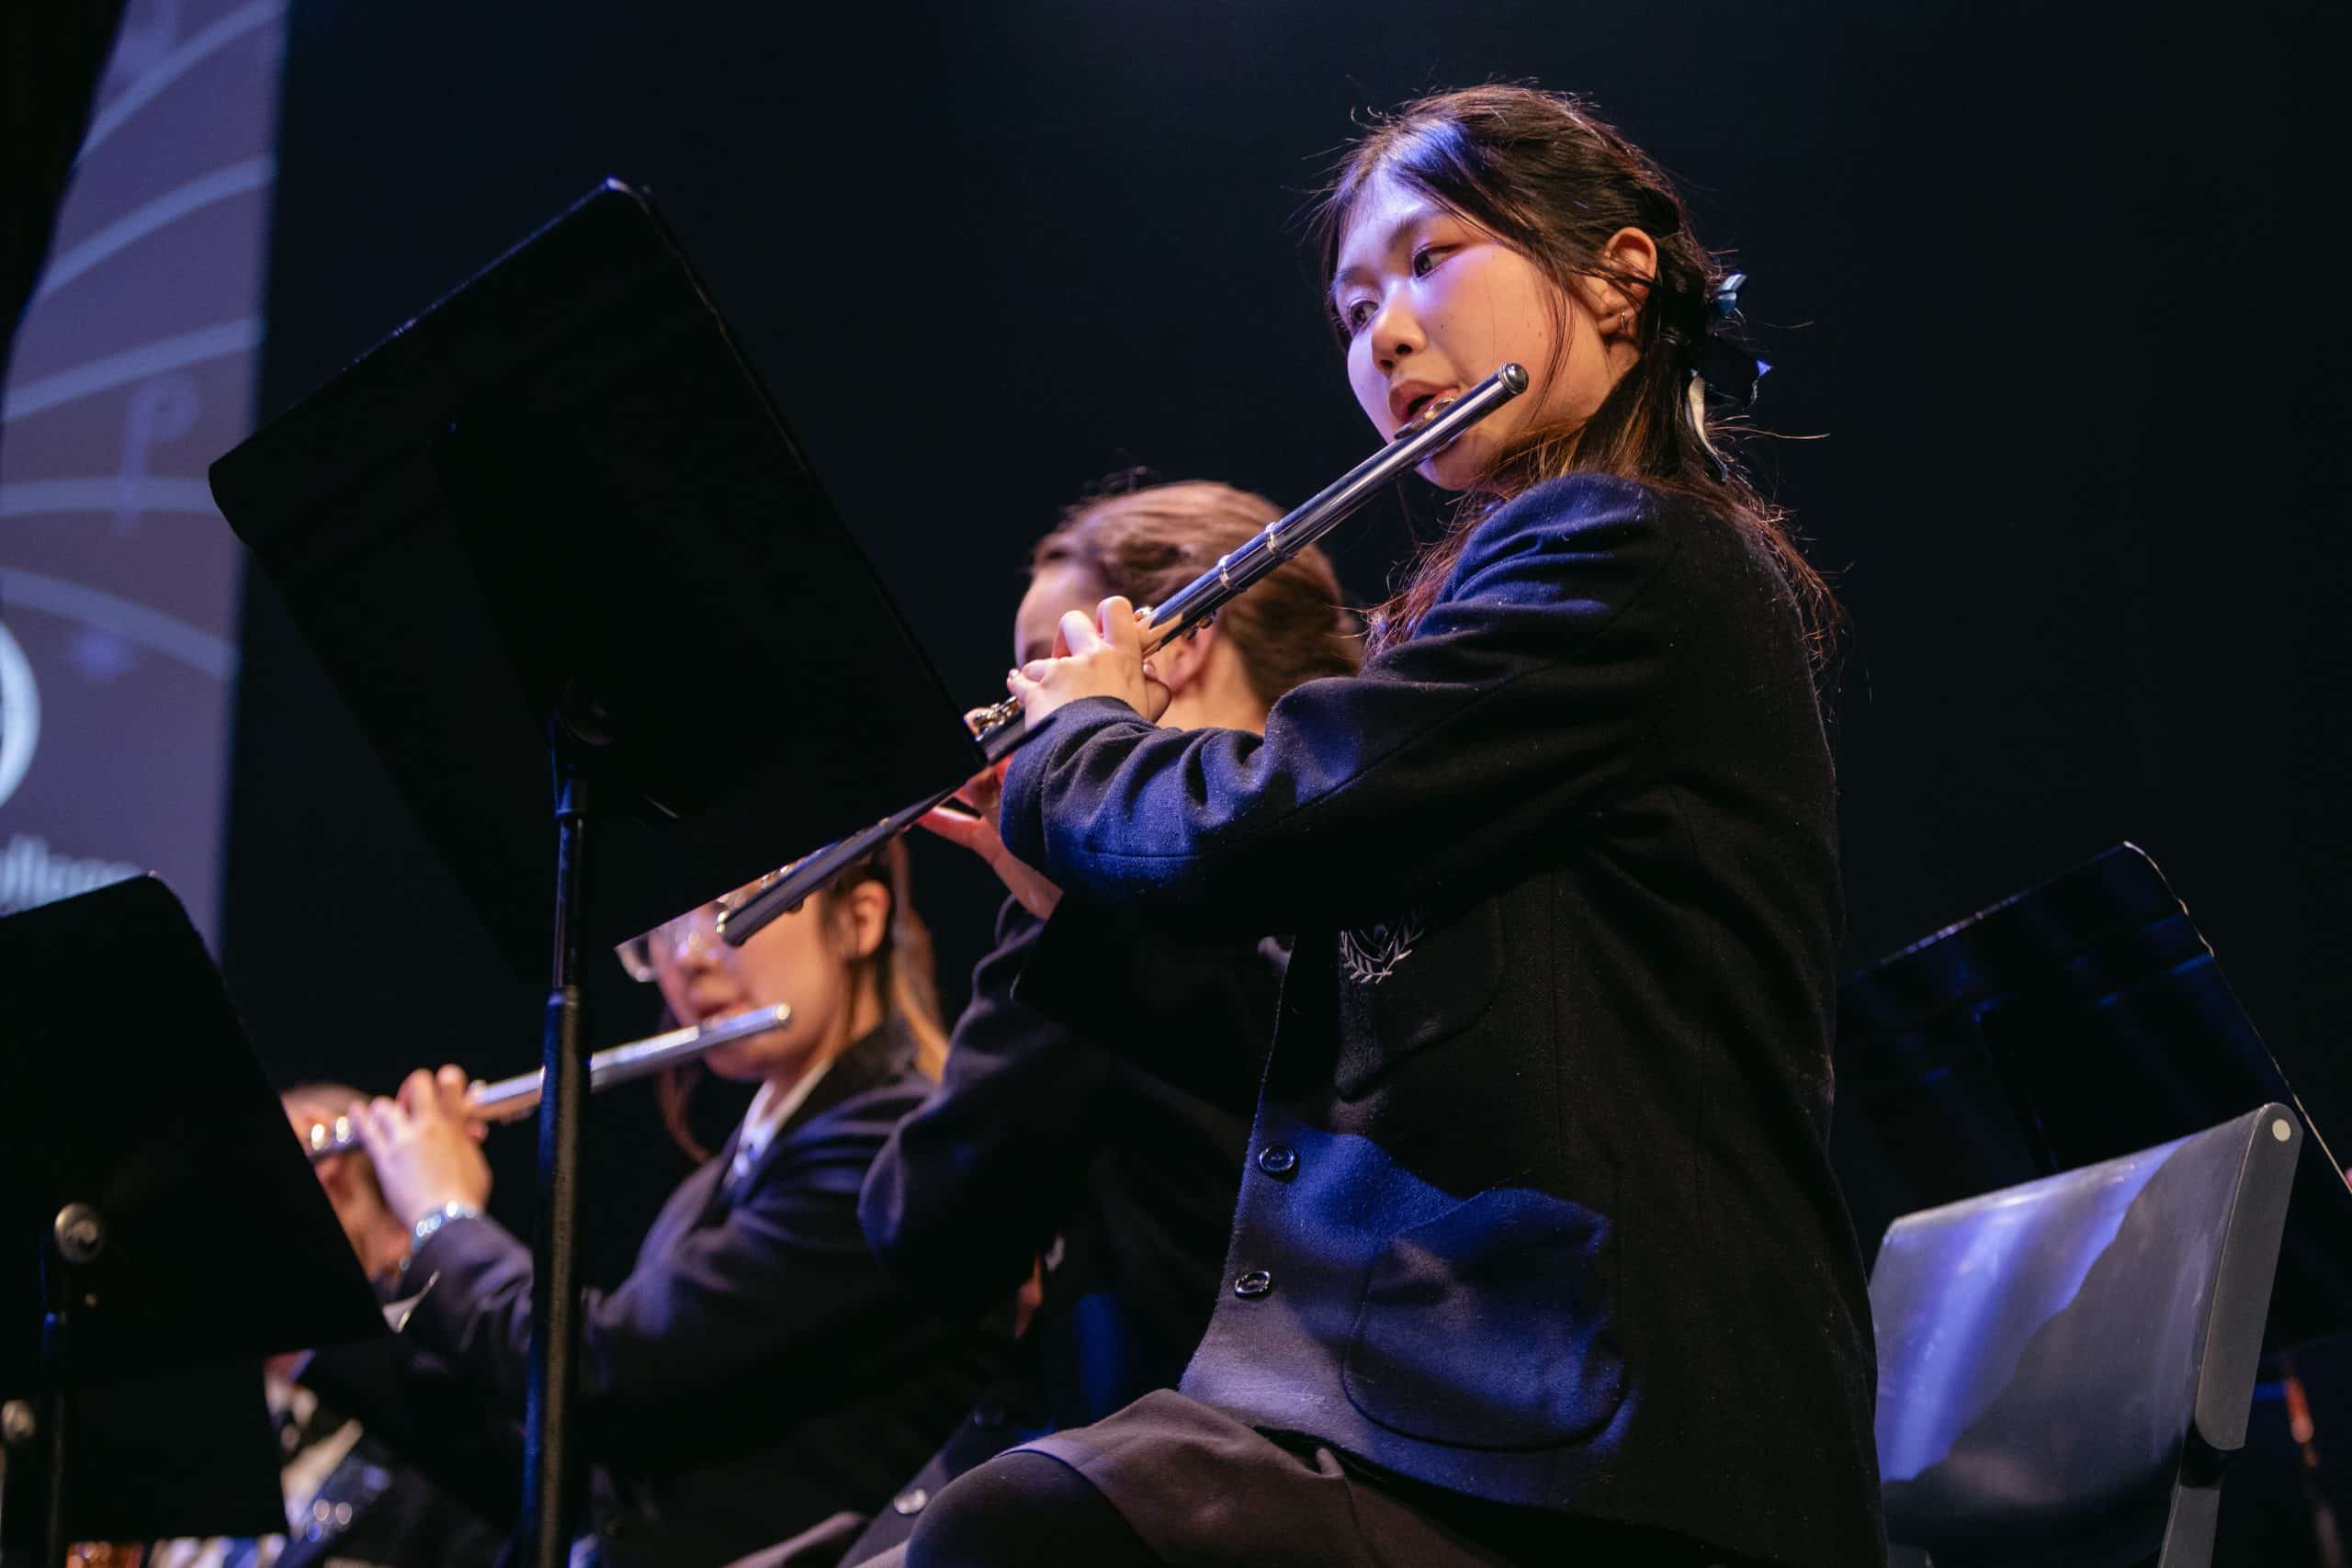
523 754 594 1563
30 1205 107 1568
39 1215 80 1568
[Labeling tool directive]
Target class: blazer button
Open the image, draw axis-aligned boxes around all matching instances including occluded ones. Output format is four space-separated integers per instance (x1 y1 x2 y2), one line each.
1256 1144 1298 1179
893 1485 930 1516
1234 1269 1273 1298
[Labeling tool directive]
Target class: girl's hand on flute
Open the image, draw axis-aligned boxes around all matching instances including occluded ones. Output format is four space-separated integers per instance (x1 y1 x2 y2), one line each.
431 1062 492 1143
1007 595 1169 727
352 1065 492 1229
918 753 1064 920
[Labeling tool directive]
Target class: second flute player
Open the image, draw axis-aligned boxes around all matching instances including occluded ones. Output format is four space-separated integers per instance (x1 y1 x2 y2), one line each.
836 479 1360 1564
345 850 998 1565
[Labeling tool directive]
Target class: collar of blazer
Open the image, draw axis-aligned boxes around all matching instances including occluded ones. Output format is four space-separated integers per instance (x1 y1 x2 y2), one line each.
725 1017 916 1192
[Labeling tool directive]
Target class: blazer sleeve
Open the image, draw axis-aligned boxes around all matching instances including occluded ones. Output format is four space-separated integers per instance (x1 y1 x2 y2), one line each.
857 898 1114 1317
998 476 1683 935
404 1096 915 1456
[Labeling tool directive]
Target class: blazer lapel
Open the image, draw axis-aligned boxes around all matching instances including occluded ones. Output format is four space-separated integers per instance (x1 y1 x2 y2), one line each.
783 1019 911 1134
647 1132 738 1247
729 1021 914 1197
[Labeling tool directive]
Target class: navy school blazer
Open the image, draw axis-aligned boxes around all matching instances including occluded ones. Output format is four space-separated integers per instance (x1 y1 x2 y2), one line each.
844 897 1272 1561
999 474 1887 1568
861 896 1272 1425
400 1020 999 1566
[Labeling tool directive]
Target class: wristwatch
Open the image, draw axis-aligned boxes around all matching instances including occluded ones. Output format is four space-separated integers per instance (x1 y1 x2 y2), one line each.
410 1201 483 1254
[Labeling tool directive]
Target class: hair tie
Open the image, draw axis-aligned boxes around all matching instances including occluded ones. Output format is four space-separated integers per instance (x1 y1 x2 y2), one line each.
1690 271 1770 415
1681 272 1771 479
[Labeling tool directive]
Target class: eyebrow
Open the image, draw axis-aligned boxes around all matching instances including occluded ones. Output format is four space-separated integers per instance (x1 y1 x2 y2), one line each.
1330 203 1443 297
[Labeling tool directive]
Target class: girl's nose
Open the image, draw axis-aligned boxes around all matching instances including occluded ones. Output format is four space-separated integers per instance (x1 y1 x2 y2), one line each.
1369 292 1425 376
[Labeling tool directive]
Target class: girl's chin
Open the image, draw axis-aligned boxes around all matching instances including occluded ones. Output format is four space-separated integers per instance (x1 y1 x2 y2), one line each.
1417 450 1484 491
1412 425 1505 492
704 1043 766 1081
706 1029 799 1082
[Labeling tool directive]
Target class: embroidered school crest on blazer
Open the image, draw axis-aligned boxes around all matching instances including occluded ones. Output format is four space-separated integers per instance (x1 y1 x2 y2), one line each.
1338 910 1423 985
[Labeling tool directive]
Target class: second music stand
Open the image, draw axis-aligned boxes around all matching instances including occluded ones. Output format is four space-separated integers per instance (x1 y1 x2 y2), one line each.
0 876 387 1566
1834 840 2352 1352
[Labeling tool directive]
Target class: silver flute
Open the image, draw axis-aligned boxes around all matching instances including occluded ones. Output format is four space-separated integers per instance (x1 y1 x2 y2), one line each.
713 363 1530 949
300 1002 793 1162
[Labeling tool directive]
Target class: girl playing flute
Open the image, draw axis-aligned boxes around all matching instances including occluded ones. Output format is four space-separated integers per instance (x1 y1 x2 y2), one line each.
906 85 1882 1568
350 850 997 1566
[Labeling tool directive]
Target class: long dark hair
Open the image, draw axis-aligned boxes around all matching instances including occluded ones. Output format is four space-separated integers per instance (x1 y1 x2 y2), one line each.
1312 85 1838 659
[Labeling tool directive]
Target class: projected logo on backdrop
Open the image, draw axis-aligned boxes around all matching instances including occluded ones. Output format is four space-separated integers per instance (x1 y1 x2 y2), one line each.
0 0 283 938
0 620 37 808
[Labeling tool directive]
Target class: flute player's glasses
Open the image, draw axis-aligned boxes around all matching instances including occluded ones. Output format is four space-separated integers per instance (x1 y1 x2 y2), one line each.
614 856 892 983
615 869 791 983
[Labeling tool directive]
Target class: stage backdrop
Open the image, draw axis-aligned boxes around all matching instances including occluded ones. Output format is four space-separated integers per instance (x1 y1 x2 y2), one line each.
0 0 285 945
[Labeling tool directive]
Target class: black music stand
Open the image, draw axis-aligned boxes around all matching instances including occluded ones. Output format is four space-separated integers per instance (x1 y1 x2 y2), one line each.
0 876 388 1567
206 180 983 1564
1834 841 2352 1352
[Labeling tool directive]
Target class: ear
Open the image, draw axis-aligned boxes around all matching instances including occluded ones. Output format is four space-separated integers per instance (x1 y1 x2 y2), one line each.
1147 622 1216 699
1588 226 1661 331
834 879 892 962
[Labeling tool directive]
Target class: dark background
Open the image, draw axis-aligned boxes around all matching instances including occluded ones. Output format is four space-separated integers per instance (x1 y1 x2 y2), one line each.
217 0 2350 1549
